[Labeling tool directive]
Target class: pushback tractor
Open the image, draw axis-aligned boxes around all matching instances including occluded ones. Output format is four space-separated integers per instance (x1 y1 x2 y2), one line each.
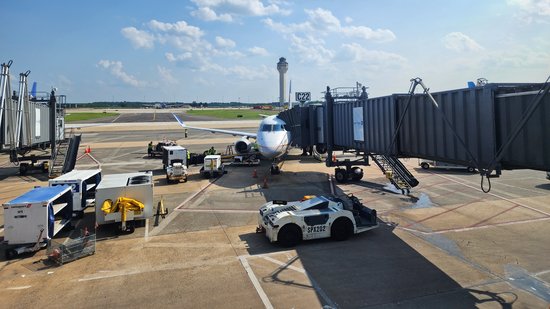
257 195 378 247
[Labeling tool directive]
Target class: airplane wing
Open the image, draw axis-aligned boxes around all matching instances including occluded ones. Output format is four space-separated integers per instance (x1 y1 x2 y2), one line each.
173 113 257 138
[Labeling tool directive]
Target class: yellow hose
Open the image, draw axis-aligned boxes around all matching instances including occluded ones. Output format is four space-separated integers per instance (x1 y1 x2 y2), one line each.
101 197 145 222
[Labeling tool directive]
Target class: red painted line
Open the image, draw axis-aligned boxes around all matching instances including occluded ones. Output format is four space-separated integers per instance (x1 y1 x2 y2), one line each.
403 202 473 228
416 216 550 234
469 204 521 227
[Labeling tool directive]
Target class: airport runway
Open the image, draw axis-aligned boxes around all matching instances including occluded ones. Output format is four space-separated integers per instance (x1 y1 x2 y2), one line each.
67 108 245 123
1 117 549 308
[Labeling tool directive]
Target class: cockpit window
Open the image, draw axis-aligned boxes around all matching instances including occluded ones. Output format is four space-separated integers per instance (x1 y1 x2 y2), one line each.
261 124 286 132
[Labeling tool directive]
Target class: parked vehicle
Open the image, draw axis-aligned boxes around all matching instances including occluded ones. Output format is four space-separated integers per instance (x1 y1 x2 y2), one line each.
200 155 225 178
257 195 378 247
162 146 188 183
419 159 476 173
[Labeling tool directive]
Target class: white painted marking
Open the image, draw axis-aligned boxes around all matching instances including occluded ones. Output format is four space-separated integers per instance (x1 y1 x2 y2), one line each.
535 269 550 276
262 256 337 308
175 208 257 214
144 218 149 240
435 173 550 217
6 285 32 290
262 256 305 273
111 114 121 123
239 256 273 309
399 216 550 235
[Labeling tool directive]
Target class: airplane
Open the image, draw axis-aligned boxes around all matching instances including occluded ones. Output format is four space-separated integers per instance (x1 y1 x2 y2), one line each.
173 113 290 174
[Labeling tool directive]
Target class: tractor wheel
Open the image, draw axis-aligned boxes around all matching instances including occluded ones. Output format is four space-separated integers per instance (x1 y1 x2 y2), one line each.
331 217 353 241
467 166 476 173
278 224 302 247
421 162 429 170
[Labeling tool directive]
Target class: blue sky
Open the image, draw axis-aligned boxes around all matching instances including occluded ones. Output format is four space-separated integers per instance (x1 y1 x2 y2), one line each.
2 0 549 103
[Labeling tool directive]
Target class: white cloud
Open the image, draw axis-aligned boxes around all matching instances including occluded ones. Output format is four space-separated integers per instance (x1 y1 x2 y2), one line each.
121 27 155 49
215 36 236 48
264 8 395 43
248 46 269 56
203 63 272 80
165 52 193 62
289 34 334 65
344 16 353 24
341 43 407 68
148 20 203 39
305 8 341 31
507 0 550 22
97 60 143 87
157 66 178 84
191 0 290 19
442 32 484 52
191 7 233 22
341 26 396 43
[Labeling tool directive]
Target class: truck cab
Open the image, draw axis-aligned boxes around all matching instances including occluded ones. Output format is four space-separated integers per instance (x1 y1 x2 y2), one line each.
162 146 188 183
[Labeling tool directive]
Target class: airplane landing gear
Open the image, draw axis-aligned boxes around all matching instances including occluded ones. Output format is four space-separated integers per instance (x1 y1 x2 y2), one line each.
270 165 280 175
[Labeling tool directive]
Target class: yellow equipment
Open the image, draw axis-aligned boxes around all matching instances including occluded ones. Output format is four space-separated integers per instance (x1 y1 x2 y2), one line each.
101 197 145 223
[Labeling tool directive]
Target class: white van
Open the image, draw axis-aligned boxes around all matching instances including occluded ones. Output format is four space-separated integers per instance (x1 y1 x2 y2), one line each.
419 159 476 173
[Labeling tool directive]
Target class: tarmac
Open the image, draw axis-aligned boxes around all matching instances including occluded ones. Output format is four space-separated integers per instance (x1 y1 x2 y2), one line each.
1 111 549 308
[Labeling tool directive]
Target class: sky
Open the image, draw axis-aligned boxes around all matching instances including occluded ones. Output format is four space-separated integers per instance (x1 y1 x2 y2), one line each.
2 0 549 103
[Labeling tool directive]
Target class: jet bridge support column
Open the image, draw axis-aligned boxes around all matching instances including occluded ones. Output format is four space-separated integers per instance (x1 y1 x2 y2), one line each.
325 86 334 168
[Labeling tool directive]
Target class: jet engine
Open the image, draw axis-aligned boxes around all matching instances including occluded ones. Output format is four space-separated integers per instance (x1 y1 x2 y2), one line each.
235 138 252 154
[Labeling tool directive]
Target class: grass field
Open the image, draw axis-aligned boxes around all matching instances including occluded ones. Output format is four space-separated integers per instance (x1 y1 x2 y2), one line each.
65 112 119 122
186 109 278 120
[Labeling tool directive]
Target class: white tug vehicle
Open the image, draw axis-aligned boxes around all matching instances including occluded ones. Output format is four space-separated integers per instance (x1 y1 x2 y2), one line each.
257 195 378 247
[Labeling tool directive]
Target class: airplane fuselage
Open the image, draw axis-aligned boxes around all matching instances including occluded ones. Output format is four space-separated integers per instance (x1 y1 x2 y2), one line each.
256 115 290 160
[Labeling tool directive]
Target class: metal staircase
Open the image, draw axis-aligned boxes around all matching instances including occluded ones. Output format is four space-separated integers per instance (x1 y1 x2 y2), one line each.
49 135 81 178
49 139 70 178
370 154 419 194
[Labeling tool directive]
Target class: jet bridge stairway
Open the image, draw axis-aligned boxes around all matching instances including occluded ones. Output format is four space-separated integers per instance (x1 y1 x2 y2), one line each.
49 135 81 178
370 154 419 194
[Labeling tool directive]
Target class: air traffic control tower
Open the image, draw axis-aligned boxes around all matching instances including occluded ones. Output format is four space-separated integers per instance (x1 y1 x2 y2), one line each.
277 57 288 105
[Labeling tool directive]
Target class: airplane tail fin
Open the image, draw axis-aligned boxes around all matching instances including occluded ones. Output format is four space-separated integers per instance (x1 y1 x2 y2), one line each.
31 82 37 98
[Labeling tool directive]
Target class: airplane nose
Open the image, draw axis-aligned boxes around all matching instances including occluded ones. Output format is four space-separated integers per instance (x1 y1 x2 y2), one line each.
259 145 278 159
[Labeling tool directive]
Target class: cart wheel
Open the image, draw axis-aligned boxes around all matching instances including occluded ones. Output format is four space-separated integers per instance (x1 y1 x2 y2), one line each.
5 249 17 260
19 164 28 176
335 169 347 183
124 222 135 234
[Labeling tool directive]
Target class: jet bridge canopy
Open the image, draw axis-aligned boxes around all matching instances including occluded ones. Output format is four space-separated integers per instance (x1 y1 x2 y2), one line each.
279 80 550 173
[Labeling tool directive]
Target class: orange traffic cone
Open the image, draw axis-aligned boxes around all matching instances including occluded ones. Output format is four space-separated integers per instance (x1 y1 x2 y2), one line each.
262 177 269 189
332 154 336 162
252 169 258 178
85 145 91 154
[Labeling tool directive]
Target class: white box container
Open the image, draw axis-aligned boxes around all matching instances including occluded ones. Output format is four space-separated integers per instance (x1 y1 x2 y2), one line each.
49 169 102 213
95 171 154 225
3 185 73 245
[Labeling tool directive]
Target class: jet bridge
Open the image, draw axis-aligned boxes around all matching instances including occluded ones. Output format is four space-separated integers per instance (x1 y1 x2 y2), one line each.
0 60 78 176
279 77 550 193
